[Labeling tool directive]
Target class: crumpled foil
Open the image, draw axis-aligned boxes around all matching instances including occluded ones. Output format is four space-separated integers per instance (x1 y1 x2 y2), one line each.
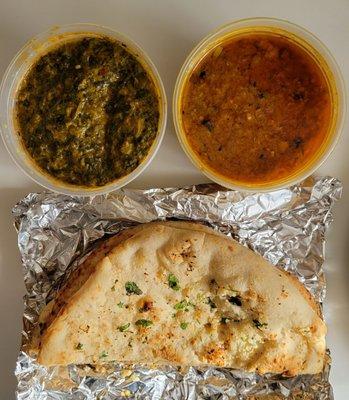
13 175 342 400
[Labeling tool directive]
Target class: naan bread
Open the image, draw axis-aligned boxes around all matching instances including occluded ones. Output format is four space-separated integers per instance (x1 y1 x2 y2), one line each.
37 221 326 376
38 224 147 333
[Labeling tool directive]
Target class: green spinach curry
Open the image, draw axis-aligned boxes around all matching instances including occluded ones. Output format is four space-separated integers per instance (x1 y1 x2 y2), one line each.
15 35 160 187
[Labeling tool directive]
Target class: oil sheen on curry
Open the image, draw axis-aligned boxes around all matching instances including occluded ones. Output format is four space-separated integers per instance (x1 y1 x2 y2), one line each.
181 33 332 185
15 35 159 187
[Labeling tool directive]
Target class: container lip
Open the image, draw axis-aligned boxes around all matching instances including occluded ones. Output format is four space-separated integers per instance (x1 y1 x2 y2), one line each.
0 23 167 197
173 17 347 193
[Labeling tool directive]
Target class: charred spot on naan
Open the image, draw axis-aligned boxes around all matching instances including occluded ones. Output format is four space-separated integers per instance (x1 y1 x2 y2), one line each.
200 343 228 366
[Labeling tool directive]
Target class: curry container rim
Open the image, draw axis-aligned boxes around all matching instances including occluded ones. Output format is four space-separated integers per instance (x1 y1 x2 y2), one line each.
0 23 167 196
173 17 346 192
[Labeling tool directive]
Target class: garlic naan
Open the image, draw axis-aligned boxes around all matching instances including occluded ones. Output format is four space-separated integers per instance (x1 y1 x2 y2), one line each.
37 221 326 376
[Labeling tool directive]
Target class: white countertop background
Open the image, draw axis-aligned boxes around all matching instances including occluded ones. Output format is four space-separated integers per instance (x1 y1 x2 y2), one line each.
0 0 348 398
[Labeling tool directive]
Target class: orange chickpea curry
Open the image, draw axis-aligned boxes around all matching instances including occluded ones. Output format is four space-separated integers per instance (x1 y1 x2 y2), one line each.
181 33 332 185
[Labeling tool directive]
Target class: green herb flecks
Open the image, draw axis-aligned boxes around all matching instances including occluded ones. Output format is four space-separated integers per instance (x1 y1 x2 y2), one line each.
118 323 130 332
75 342 83 350
180 322 189 330
117 301 124 308
135 319 153 328
168 273 180 291
99 350 108 359
125 281 142 295
253 319 268 330
174 299 195 312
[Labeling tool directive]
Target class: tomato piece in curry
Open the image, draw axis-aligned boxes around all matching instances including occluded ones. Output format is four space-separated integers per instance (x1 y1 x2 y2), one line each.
181 33 332 185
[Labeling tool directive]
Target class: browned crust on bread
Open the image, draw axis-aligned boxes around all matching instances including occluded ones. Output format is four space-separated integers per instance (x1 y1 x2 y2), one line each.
166 221 320 316
36 221 325 374
38 225 145 335
276 268 321 317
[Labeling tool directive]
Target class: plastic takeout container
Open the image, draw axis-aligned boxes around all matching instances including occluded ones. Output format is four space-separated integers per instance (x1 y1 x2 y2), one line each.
0 23 167 196
173 17 346 192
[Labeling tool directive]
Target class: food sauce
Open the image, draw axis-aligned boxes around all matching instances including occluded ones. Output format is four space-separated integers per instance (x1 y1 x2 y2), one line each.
16 36 159 187
181 33 332 184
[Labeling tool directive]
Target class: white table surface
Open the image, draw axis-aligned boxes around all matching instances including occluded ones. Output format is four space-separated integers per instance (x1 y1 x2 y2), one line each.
0 0 348 398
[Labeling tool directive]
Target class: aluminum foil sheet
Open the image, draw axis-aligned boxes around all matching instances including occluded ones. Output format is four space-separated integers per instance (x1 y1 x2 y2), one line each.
13 175 342 399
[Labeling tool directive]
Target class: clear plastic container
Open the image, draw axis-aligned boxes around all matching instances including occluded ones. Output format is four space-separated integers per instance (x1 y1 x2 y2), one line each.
173 17 346 192
0 23 167 196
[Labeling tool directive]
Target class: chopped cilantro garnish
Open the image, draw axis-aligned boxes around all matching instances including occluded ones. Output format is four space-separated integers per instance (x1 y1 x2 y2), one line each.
168 274 180 291
196 292 205 302
180 322 189 330
253 319 268 330
118 323 130 332
99 350 108 358
220 316 232 324
174 299 195 311
117 301 124 308
207 297 217 309
174 300 186 310
75 342 83 350
135 319 153 327
125 281 142 295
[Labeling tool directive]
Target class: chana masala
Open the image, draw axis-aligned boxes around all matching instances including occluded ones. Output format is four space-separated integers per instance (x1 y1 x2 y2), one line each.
181 33 332 185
